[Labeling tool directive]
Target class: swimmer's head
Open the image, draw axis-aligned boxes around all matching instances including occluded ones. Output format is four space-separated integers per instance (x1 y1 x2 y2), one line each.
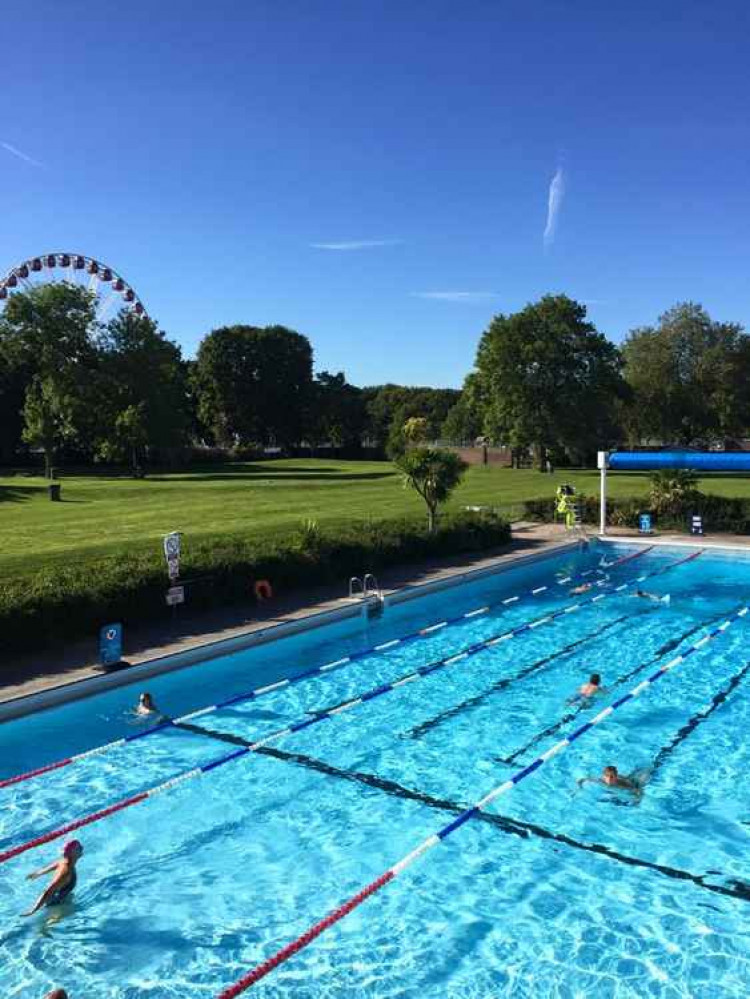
139 692 154 709
62 839 83 861
45 991 69 999
602 765 618 784
590 673 601 686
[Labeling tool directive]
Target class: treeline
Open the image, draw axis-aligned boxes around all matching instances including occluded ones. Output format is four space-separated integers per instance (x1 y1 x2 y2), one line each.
3 285 749 475
0 285 457 473
442 295 750 466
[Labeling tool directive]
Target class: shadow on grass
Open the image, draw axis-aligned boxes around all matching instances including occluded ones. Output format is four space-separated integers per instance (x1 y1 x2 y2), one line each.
0 485 42 503
148 464 397 483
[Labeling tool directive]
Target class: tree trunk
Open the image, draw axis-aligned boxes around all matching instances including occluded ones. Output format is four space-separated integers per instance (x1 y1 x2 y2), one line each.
427 503 437 533
44 446 52 479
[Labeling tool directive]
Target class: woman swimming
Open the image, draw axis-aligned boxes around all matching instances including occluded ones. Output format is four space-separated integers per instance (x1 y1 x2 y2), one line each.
23 840 83 916
135 692 160 717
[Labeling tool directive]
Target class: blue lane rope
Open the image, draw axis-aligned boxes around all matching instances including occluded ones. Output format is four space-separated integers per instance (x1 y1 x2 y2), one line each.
1 544 656 789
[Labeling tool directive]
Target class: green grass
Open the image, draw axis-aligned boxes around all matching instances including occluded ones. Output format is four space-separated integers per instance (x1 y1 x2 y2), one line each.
3 460 750 576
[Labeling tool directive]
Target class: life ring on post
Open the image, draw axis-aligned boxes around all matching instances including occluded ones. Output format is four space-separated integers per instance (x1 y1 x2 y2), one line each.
254 579 273 602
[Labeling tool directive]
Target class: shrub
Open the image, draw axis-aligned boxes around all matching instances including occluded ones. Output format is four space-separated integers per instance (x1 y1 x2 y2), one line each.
0 511 511 657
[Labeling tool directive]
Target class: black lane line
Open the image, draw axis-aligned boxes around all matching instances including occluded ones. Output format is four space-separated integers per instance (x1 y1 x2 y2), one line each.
404 614 631 741
501 612 729 767
172 719 750 904
648 659 750 780
254 745 750 905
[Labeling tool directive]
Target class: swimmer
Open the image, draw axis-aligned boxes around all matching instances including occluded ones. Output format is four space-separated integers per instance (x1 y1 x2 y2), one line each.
135 692 159 717
569 582 594 595
23 840 83 916
568 673 604 704
45 991 69 999
632 589 670 605
577 765 645 797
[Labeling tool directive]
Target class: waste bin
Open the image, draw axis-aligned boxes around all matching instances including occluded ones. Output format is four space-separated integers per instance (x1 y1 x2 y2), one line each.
49 483 61 501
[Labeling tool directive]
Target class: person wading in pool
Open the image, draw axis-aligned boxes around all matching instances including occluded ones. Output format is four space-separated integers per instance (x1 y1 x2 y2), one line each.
568 673 604 704
23 840 83 916
135 692 161 717
577 765 646 798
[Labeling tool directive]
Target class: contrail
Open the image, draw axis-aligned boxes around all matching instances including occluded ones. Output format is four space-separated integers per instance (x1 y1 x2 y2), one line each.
543 166 565 248
1 141 44 168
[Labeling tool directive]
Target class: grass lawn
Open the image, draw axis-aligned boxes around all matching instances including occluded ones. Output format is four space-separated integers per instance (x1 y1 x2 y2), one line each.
3 460 750 576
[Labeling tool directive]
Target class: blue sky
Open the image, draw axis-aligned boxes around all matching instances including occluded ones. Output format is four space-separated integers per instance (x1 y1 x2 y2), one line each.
3 1 750 387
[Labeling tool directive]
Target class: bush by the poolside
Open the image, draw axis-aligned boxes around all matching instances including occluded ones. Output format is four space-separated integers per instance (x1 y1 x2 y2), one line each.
522 492 750 534
0 511 511 656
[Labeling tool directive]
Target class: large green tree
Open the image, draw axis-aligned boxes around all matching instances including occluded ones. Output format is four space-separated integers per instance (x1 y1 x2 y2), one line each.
194 325 313 448
473 295 626 467
0 283 99 475
621 302 750 445
309 371 366 452
96 311 189 472
362 385 460 450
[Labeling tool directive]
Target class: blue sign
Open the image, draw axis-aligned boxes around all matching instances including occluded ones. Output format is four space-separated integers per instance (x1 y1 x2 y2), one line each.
99 623 123 666
638 512 652 534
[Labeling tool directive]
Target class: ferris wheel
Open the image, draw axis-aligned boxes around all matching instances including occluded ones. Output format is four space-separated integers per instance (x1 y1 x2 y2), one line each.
0 252 149 322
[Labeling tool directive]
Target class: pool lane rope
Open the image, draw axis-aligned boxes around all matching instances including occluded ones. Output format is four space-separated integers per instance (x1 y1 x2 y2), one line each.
0 544 653 792
0 549 698 866
213 599 749 998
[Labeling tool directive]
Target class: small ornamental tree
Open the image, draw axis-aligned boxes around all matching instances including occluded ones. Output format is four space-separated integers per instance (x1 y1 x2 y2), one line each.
649 469 700 517
396 446 468 532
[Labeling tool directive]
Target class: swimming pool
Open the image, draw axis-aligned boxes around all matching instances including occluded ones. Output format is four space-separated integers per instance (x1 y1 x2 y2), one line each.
2 540 749 997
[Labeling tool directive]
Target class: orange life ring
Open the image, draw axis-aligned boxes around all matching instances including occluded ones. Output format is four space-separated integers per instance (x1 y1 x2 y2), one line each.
254 579 273 601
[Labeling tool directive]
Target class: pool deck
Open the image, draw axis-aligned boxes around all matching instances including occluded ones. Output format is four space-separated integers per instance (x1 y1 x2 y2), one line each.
1 521 573 706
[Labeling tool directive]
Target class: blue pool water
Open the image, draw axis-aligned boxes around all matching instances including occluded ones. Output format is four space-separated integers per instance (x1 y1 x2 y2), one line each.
2 541 750 998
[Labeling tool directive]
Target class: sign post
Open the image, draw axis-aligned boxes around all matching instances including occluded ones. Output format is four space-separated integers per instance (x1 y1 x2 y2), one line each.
163 531 182 582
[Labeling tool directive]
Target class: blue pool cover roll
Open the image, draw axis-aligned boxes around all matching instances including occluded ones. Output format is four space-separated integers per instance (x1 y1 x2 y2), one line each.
608 451 750 472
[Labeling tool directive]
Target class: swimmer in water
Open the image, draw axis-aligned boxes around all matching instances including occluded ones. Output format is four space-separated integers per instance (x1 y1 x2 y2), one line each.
45 991 69 999
569 582 594 595
135 692 159 717
568 673 604 704
23 840 83 916
577 765 646 798
632 589 670 605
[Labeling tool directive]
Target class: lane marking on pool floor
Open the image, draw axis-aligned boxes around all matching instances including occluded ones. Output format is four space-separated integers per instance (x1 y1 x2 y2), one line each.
212 596 745 998
0 545 659 792
0 550 703 865
498 608 732 765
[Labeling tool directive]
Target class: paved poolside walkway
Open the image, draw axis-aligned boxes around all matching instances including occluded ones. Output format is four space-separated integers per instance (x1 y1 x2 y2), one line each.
1 522 573 704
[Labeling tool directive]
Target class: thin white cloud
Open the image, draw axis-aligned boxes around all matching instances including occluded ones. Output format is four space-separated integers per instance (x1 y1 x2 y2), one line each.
1 141 44 168
310 239 401 251
543 166 565 248
411 291 500 303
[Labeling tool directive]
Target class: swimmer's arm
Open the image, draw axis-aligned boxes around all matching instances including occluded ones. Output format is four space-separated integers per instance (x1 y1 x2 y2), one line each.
576 776 601 788
26 861 57 880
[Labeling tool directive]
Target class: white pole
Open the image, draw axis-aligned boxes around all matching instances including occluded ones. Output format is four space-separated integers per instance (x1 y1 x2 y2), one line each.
598 451 608 535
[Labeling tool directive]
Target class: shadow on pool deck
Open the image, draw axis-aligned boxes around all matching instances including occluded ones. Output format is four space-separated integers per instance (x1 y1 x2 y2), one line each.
0 522 566 704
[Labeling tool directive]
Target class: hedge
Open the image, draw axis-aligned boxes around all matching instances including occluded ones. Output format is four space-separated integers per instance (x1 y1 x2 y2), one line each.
523 493 750 534
0 511 511 657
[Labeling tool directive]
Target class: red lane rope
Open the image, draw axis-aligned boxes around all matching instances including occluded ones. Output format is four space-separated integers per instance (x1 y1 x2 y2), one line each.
0 793 148 865
0 758 72 790
216 870 395 998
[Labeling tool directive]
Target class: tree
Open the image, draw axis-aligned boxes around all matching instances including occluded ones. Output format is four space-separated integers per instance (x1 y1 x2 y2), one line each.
622 302 750 445
402 416 429 444
21 376 75 477
362 385 460 449
473 295 626 467
0 354 28 462
649 469 700 516
0 283 99 475
96 311 188 472
441 374 484 442
309 371 366 452
194 325 313 448
395 446 467 532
